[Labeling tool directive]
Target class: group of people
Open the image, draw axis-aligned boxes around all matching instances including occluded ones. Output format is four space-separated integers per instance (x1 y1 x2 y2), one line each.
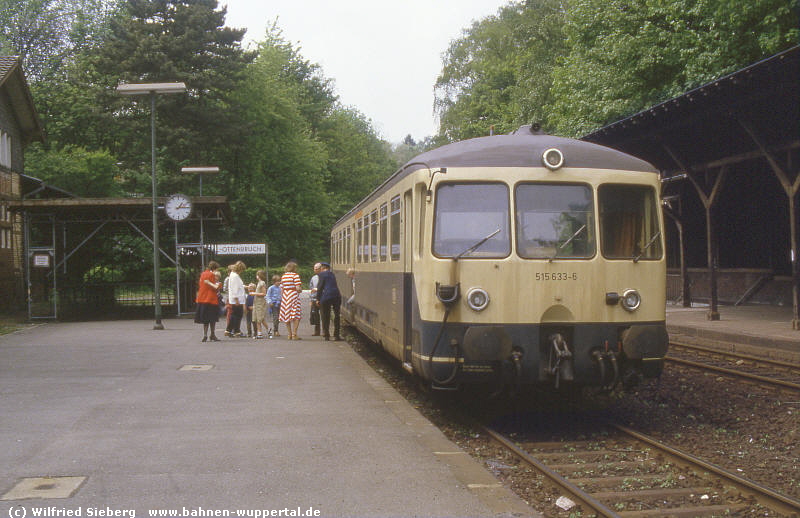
193 259 348 343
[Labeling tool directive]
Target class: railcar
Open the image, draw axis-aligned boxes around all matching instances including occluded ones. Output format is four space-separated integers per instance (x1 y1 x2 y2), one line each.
328 125 668 391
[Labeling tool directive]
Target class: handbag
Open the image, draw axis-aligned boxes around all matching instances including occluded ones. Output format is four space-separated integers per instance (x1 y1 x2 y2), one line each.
310 305 320 325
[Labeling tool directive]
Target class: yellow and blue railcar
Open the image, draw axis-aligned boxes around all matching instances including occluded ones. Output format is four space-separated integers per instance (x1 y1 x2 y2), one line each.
328 125 668 390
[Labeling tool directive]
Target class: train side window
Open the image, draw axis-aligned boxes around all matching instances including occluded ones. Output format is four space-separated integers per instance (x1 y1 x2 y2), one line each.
433 183 511 258
379 202 388 261
346 226 351 265
356 219 363 263
370 209 378 262
515 183 595 259
598 184 662 260
390 195 400 261
362 215 368 263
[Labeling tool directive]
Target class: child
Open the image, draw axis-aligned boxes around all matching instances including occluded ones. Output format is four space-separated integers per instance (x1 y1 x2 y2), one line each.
245 283 256 337
266 274 282 338
252 270 268 339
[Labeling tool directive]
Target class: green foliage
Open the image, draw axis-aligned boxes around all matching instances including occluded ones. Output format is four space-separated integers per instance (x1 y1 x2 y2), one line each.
12 2 397 274
434 0 569 140
83 265 123 283
435 0 799 139
548 0 800 136
229 28 331 263
25 144 124 197
317 107 398 219
0 0 120 85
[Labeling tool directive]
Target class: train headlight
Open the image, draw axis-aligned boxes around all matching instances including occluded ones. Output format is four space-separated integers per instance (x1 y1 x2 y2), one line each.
466 288 490 312
542 148 564 170
621 289 641 312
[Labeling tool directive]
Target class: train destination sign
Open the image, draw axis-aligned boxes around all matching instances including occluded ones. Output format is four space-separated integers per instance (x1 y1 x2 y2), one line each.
209 243 266 255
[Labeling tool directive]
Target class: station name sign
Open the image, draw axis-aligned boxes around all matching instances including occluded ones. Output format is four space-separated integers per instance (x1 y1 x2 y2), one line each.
209 243 266 255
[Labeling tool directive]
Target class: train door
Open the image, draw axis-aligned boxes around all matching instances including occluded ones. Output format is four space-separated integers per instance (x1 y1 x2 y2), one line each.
402 189 413 367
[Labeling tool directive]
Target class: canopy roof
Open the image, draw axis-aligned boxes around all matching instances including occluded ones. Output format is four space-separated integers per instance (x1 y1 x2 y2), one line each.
583 45 799 173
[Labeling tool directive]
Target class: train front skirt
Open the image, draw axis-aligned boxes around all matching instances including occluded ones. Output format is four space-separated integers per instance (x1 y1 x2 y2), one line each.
411 321 669 390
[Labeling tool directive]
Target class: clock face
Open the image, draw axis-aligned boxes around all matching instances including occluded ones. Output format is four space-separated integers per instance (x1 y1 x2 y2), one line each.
165 193 192 221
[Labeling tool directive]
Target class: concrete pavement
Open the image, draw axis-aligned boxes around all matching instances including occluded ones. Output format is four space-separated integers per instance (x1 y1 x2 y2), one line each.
0 315 534 517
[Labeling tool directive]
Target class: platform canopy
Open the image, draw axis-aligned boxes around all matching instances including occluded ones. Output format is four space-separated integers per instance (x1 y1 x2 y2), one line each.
583 45 798 173
8 195 231 223
583 45 800 324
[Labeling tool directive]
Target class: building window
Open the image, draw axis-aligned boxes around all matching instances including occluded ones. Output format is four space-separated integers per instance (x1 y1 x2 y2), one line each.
0 131 11 168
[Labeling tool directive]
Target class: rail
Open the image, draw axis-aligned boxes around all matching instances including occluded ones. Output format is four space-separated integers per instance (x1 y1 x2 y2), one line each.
483 423 800 517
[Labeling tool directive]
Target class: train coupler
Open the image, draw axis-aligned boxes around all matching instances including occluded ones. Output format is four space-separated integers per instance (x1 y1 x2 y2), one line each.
592 349 621 392
548 333 574 389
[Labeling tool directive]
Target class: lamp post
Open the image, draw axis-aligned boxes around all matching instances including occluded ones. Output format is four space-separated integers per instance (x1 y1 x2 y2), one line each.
181 166 219 268
117 82 186 330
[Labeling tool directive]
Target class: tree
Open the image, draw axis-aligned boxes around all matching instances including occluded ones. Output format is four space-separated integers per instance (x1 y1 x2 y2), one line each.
0 0 119 82
230 28 331 263
41 0 256 197
25 145 123 197
317 106 398 219
434 0 569 141
547 0 800 136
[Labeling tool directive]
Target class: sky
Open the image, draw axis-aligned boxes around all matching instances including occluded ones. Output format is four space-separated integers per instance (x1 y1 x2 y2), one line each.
223 0 511 143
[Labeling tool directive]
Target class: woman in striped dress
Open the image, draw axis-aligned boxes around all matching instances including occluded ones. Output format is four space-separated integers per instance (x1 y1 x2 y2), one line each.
279 261 303 340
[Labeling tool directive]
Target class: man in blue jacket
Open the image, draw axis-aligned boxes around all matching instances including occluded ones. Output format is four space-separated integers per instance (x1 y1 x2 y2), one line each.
315 262 342 341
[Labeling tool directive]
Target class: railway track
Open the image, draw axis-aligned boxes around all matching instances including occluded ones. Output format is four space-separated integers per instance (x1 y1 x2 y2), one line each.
666 341 800 392
484 421 800 517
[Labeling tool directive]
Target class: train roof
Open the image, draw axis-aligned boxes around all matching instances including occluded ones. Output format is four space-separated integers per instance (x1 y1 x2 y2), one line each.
408 126 657 173
334 125 658 226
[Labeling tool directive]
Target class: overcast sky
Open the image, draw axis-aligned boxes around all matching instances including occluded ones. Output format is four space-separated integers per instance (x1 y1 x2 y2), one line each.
223 0 510 143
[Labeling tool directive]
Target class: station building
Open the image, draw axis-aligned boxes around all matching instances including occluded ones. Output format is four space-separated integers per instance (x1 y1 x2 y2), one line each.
0 57 44 312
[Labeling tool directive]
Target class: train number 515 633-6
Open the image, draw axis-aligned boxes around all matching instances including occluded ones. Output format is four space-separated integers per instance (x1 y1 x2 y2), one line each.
535 272 578 281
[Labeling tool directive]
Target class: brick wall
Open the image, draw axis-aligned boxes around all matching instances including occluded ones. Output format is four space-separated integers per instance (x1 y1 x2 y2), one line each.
0 90 24 311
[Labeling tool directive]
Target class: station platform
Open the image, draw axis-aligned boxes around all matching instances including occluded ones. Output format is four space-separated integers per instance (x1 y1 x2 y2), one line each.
666 303 800 361
0 307 534 517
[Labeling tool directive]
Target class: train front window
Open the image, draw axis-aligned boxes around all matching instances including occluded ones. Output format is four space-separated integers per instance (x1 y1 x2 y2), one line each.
433 183 510 258
515 183 595 259
599 184 662 260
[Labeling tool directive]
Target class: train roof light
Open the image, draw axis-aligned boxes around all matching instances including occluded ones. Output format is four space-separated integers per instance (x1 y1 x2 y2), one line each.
542 148 564 170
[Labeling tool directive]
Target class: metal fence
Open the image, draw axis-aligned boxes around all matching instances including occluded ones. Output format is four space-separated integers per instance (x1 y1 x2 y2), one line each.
54 280 195 320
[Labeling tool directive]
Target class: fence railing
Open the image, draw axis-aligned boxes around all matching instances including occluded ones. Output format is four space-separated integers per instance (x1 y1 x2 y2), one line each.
55 281 196 320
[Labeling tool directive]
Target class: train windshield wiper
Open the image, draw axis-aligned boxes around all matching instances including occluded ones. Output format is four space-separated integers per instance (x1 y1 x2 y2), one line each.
550 224 586 262
455 228 501 260
633 231 661 263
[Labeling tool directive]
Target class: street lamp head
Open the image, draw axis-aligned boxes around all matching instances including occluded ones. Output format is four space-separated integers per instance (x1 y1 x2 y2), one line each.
116 82 187 96
181 166 220 174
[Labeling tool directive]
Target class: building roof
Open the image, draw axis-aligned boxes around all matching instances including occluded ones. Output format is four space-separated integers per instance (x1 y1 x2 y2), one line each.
0 56 45 144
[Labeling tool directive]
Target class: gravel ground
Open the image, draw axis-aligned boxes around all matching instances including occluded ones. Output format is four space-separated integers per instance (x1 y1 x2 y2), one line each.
345 328 800 517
